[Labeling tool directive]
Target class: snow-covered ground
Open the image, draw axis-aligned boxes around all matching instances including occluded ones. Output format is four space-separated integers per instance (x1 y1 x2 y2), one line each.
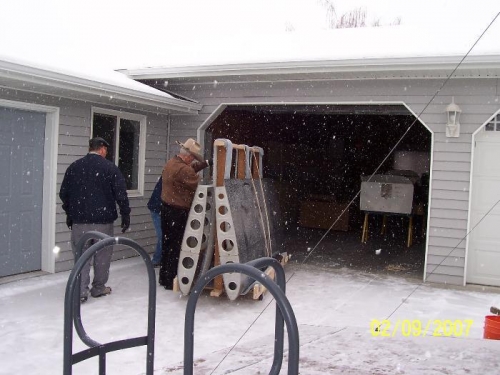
1 257 500 374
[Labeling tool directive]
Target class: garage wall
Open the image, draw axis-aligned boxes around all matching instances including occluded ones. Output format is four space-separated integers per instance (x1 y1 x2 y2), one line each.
166 77 500 285
0 87 168 273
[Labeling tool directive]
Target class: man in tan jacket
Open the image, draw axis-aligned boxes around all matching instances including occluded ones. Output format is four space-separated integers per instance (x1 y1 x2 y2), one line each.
159 138 209 289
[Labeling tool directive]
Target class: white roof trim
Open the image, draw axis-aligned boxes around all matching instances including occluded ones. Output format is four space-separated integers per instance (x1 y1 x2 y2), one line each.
121 54 500 80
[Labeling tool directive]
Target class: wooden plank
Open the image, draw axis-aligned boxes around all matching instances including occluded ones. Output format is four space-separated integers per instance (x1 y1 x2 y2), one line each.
252 266 276 300
234 145 246 179
210 143 227 297
252 253 290 300
250 147 264 179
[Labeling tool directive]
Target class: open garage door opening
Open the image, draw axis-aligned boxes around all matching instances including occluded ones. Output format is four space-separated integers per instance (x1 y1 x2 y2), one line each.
203 104 431 279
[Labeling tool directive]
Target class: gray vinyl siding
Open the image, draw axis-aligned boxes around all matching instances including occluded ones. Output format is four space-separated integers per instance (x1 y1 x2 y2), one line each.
166 76 500 286
0 88 168 273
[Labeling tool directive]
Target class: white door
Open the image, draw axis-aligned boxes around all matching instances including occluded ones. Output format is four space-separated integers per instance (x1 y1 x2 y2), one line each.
467 115 500 286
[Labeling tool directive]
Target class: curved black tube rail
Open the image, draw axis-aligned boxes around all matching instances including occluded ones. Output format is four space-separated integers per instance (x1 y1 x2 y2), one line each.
184 257 299 375
63 231 157 375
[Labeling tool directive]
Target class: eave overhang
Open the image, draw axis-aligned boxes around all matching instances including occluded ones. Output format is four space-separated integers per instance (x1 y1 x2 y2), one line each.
120 54 500 84
0 59 202 115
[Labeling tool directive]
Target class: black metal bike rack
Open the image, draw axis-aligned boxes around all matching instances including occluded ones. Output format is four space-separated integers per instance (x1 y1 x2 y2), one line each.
184 257 300 375
63 231 157 375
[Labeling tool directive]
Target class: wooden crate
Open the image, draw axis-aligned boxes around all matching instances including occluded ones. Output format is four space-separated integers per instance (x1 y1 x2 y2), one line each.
299 200 349 231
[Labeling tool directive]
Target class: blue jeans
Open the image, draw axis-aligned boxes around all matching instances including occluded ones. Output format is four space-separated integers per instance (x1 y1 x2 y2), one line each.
150 210 162 264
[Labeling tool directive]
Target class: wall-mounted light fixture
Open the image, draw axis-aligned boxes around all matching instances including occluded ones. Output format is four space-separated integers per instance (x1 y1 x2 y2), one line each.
445 97 461 137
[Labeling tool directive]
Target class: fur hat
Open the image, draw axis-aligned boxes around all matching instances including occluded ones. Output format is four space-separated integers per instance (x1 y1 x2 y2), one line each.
176 138 203 162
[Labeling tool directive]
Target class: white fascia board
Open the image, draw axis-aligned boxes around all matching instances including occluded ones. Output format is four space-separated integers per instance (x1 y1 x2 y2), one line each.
121 55 500 80
0 59 202 113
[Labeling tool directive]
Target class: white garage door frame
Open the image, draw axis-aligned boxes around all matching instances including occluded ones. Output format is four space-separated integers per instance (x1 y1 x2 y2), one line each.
196 100 434 282
0 99 59 274
465 109 500 285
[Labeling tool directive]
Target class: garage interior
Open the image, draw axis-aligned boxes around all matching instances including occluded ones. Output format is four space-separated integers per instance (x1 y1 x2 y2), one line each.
203 104 431 279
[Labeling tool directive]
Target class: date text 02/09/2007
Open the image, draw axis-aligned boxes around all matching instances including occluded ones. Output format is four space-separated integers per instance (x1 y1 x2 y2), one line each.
370 319 474 338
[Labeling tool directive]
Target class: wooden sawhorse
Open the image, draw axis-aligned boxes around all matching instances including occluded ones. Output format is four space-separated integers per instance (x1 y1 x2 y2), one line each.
361 211 414 247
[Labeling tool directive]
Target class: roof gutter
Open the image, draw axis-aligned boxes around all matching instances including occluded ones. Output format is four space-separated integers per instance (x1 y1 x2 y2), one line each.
120 54 500 80
0 59 202 114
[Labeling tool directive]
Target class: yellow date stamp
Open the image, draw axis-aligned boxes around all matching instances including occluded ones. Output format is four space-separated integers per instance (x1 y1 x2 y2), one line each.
370 319 474 337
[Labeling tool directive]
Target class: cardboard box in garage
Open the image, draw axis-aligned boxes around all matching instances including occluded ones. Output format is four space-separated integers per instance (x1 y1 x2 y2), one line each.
299 199 349 231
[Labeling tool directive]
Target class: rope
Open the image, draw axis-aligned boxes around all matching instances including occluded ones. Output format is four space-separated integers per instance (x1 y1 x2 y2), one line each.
243 147 270 257
253 151 273 256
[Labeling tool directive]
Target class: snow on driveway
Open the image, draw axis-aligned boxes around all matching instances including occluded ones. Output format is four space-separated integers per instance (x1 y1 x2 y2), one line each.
1 258 500 374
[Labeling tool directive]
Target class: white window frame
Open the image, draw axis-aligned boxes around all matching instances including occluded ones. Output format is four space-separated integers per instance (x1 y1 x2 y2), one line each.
91 107 146 197
485 113 500 131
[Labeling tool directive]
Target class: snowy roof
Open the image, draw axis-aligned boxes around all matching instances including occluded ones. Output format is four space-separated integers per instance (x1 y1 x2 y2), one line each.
120 24 500 81
0 54 202 114
2 20 499 101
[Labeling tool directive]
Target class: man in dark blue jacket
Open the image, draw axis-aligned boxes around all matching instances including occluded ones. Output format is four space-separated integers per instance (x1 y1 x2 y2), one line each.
60 137 130 303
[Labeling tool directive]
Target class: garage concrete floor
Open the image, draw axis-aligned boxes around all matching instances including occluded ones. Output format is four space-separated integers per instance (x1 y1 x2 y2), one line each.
281 218 426 280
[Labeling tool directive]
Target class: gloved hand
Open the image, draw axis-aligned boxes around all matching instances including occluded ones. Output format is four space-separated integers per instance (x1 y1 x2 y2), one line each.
66 216 73 230
121 215 130 233
206 159 214 167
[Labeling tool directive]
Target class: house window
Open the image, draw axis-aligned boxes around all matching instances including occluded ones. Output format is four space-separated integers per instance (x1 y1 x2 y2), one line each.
91 108 146 195
485 114 500 131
